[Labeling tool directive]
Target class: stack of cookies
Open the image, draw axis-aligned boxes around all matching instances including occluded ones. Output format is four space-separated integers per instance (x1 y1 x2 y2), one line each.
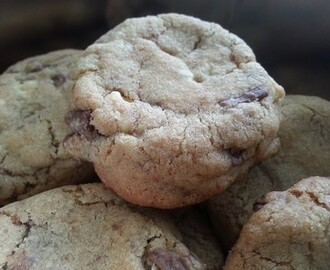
0 14 329 270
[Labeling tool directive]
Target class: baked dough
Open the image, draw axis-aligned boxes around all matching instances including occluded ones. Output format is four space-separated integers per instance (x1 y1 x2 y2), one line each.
208 95 330 250
64 13 284 208
0 50 95 205
0 183 214 269
224 176 330 270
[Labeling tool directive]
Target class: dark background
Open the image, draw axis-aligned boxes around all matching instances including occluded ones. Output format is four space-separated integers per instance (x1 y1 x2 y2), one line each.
1 0 329 100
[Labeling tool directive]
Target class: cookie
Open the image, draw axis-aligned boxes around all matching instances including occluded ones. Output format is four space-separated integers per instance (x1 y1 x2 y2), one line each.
0 50 95 205
224 176 330 270
64 13 284 208
208 95 330 250
0 183 209 269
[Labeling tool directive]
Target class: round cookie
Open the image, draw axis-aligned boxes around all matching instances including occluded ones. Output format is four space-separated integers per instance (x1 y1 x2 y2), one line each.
0 183 209 269
224 176 330 270
0 50 95 205
208 95 330 250
64 13 284 208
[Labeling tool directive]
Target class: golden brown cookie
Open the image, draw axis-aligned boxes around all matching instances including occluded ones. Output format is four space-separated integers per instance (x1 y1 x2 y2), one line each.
0 50 95 205
0 183 209 269
224 176 330 270
64 13 284 208
208 95 330 250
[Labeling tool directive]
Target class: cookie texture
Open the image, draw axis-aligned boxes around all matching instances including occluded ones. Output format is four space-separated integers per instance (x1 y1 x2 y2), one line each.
0 50 95 205
64 13 284 208
224 176 330 270
0 183 209 269
208 95 330 250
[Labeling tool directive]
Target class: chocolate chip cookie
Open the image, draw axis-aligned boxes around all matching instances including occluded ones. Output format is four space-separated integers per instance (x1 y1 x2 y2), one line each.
0 183 209 269
0 50 95 205
208 95 330 250
64 13 284 208
224 176 330 270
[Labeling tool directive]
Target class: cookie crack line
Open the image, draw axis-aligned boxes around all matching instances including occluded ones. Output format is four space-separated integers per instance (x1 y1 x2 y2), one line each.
141 233 163 262
0 153 7 166
45 119 60 155
60 185 122 207
0 211 33 260
74 199 108 207
254 250 294 269
300 103 328 119
0 163 54 179
306 191 330 211
289 189 330 211
13 221 31 251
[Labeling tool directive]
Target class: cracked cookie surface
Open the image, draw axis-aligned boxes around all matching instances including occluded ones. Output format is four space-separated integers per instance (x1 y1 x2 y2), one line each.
0 50 95 205
65 13 284 208
224 176 330 270
208 95 330 250
0 183 210 269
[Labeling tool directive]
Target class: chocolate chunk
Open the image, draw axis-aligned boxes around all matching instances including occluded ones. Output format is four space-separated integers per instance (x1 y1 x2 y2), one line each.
9 213 22 226
227 148 245 166
143 249 205 270
51 74 66 87
65 110 97 140
219 87 268 108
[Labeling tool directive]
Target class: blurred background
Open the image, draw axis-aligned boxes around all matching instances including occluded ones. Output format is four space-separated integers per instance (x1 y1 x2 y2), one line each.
1 0 329 99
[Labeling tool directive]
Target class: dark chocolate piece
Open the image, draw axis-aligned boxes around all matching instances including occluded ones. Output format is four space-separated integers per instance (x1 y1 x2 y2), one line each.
51 74 66 87
219 87 268 108
143 249 205 270
64 110 97 140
